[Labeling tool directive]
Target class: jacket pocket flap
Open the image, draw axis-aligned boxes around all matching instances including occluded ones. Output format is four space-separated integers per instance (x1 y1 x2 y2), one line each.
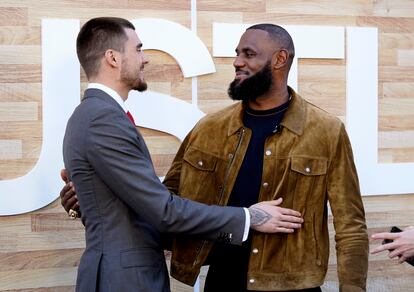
120 248 162 268
183 147 217 171
291 157 327 176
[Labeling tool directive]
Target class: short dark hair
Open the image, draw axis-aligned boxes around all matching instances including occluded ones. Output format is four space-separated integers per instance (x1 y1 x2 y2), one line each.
247 23 295 62
76 17 135 79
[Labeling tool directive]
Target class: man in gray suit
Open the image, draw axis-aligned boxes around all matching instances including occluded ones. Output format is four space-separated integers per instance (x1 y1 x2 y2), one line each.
63 17 304 292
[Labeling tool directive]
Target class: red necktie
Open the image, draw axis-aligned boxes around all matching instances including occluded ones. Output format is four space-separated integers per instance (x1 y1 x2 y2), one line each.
126 111 135 125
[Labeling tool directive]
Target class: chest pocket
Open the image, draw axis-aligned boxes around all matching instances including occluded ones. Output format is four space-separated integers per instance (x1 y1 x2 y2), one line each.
183 147 218 172
290 157 327 176
180 147 219 203
288 157 328 210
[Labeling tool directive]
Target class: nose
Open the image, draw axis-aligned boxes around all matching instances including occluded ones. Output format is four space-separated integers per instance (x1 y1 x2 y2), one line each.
233 55 244 69
142 51 149 64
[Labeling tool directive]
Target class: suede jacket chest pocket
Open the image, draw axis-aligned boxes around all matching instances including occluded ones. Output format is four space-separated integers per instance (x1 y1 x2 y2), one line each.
290 156 327 176
183 147 217 172
287 156 328 211
180 147 221 203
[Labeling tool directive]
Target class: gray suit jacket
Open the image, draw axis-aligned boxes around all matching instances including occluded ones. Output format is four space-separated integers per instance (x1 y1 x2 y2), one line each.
63 89 245 292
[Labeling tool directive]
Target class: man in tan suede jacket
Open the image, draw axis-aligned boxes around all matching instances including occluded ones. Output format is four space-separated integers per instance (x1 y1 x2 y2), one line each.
163 24 368 291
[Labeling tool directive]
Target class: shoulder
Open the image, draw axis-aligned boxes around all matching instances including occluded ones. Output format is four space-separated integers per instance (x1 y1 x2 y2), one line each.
193 102 240 132
76 94 125 124
305 99 344 131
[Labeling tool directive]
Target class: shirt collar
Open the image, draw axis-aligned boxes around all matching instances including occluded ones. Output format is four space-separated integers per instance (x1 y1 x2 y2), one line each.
87 83 128 113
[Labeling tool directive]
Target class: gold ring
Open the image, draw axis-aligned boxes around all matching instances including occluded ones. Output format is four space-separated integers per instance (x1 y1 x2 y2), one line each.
68 209 79 220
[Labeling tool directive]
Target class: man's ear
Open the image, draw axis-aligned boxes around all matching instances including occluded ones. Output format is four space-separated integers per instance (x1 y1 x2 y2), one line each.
104 49 120 68
272 49 289 70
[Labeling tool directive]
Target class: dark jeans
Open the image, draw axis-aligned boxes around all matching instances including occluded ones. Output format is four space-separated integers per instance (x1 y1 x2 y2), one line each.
204 241 322 292
204 281 322 292
204 266 322 292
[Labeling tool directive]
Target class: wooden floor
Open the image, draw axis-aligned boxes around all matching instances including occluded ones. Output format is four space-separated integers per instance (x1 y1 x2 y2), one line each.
1 0 414 291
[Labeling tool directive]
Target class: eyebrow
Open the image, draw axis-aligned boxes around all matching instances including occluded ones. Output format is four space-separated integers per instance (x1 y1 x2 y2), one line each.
235 46 256 54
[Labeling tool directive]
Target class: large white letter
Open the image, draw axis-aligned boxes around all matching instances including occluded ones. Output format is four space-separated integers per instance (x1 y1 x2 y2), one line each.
0 19 80 215
347 27 414 195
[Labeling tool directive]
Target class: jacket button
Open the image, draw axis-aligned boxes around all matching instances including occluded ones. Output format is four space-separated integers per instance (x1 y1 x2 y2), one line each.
252 248 259 254
265 149 272 156
228 153 233 159
249 278 255 284
198 160 203 167
262 182 268 188
305 167 311 173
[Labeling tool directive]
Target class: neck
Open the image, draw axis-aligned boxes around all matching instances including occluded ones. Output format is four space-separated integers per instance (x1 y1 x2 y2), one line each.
89 76 130 101
248 86 289 111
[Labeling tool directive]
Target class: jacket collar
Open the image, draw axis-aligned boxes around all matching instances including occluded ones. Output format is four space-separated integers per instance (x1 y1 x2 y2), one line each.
87 83 128 112
227 86 306 137
280 87 306 136
82 88 126 113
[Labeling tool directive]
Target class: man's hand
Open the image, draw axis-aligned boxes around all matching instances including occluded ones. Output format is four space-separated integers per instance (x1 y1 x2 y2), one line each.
60 169 79 213
248 198 303 233
371 226 414 263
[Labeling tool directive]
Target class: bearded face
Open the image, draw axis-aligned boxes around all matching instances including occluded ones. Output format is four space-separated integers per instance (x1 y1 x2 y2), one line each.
228 61 272 103
119 29 148 92
120 57 147 92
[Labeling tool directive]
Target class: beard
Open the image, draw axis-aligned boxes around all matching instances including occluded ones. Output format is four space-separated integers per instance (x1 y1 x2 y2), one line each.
121 60 148 92
228 61 272 103
131 79 147 92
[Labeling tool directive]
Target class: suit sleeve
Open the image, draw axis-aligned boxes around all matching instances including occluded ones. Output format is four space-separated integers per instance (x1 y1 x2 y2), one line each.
327 124 369 291
86 108 245 245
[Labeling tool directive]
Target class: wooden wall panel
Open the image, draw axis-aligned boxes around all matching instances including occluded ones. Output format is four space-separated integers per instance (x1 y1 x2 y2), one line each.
1 1 414 291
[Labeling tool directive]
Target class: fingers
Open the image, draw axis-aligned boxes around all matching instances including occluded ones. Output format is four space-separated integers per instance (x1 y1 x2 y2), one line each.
278 221 302 229
280 214 304 224
389 248 403 259
270 215 302 229
398 257 406 264
275 227 294 233
371 232 399 240
279 207 302 218
261 198 283 206
65 197 79 212
259 199 302 218
60 169 69 183
60 182 78 213
370 242 397 254
59 182 74 198
254 220 301 234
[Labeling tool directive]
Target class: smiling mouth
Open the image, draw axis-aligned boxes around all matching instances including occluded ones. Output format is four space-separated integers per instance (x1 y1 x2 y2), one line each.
235 71 249 79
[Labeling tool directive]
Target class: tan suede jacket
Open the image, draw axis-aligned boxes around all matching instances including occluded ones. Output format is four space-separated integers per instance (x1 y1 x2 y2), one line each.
163 89 368 291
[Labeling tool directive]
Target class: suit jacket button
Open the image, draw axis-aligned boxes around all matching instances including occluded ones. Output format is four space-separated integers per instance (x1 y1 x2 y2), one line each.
197 160 203 167
252 248 259 254
249 278 255 284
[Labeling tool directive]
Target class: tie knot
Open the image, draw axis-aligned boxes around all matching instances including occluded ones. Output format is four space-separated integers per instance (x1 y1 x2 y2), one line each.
126 111 135 125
